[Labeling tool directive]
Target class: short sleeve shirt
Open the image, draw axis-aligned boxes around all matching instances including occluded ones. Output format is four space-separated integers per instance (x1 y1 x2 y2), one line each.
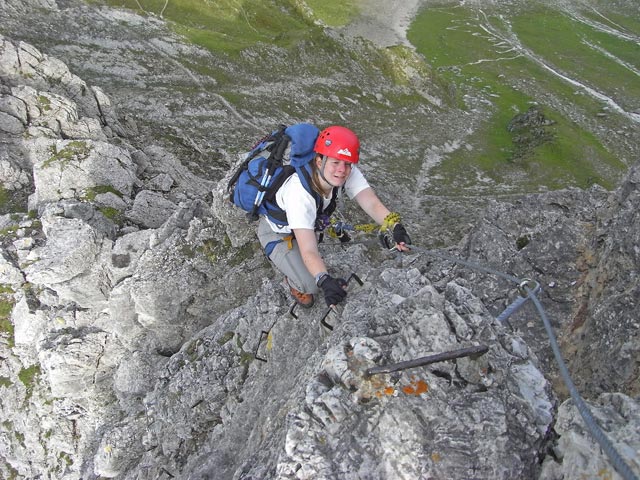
265 165 370 233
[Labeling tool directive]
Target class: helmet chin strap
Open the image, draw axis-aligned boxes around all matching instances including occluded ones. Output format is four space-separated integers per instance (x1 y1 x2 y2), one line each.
319 155 331 187
317 155 352 195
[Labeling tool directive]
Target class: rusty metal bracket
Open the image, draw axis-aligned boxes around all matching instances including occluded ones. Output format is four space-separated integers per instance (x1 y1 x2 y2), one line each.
365 344 489 377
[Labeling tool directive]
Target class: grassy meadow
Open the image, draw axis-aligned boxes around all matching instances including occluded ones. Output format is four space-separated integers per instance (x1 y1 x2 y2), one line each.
99 0 359 54
407 3 636 193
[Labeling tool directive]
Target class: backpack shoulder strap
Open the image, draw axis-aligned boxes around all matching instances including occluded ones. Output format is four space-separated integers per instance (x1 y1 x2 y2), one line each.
227 125 288 193
295 163 342 214
295 164 322 206
263 165 296 203
324 185 340 217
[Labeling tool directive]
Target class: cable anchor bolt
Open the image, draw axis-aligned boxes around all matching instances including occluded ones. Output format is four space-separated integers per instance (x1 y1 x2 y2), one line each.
518 278 540 297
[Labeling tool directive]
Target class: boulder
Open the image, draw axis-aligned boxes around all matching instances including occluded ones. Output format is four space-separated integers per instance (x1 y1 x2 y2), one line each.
27 138 138 209
126 190 177 229
24 205 113 308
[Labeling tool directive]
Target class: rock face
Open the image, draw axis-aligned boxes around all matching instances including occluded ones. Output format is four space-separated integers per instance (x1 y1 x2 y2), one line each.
540 393 640 480
447 166 640 401
0 28 639 480
566 160 640 397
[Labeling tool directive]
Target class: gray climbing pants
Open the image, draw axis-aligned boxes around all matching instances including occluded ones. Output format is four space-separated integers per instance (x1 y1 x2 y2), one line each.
257 217 319 294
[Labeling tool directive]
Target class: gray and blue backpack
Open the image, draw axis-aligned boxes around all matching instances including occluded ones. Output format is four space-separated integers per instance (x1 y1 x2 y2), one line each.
227 123 338 227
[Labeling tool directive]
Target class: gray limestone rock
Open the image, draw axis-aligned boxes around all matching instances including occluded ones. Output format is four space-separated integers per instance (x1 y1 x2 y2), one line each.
539 393 640 480
60 200 118 239
0 142 30 191
0 159 29 191
0 91 28 123
93 418 147 478
28 138 137 209
0 0 58 16
0 34 124 135
0 109 24 134
567 161 640 397
139 145 213 199
93 191 129 211
38 329 113 401
11 294 47 359
210 165 258 249
108 228 153 284
0 252 23 284
126 190 177 229
9 85 106 140
128 264 556 480
24 205 113 308
146 172 174 192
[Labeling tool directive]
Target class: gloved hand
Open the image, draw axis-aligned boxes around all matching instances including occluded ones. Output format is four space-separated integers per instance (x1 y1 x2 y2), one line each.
317 274 347 307
338 230 351 243
392 223 411 246
379 223 411 250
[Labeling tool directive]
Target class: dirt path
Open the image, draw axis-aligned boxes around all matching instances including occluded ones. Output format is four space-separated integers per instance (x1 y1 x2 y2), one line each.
341 0 427 47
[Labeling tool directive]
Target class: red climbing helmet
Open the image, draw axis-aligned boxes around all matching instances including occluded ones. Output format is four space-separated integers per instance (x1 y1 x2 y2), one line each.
314 126 360 163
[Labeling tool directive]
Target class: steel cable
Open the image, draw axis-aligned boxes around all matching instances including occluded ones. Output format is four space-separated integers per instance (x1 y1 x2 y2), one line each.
406 245 522 284
526 288 638 480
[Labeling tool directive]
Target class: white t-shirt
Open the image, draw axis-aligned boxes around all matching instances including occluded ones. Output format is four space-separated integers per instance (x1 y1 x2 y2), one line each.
265 165 370 233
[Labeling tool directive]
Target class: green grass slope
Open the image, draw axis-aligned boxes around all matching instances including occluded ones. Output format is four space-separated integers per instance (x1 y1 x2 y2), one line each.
99 0 359 55
407 3 635 194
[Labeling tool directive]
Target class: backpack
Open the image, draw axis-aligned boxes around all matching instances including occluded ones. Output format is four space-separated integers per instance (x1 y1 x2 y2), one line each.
227 123 338 226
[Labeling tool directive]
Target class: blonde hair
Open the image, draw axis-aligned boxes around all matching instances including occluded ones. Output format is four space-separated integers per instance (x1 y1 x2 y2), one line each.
309 155 326 196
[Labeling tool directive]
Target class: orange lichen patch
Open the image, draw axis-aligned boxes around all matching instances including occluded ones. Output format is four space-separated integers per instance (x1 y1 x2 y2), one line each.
414 380 428 394
402 384 417 395
431 452 441 463
374 385 396 397
402 379 429 395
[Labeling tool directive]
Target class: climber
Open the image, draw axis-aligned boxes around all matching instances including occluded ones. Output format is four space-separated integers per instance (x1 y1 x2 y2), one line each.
257 125 412 309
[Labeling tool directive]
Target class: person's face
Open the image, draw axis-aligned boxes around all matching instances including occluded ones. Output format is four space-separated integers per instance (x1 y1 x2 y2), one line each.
318 156 353 187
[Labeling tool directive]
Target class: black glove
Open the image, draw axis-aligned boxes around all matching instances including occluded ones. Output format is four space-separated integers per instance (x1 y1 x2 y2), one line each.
392 223 411 246
379 223 411 249
318 274 347 307
337 230 351 243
